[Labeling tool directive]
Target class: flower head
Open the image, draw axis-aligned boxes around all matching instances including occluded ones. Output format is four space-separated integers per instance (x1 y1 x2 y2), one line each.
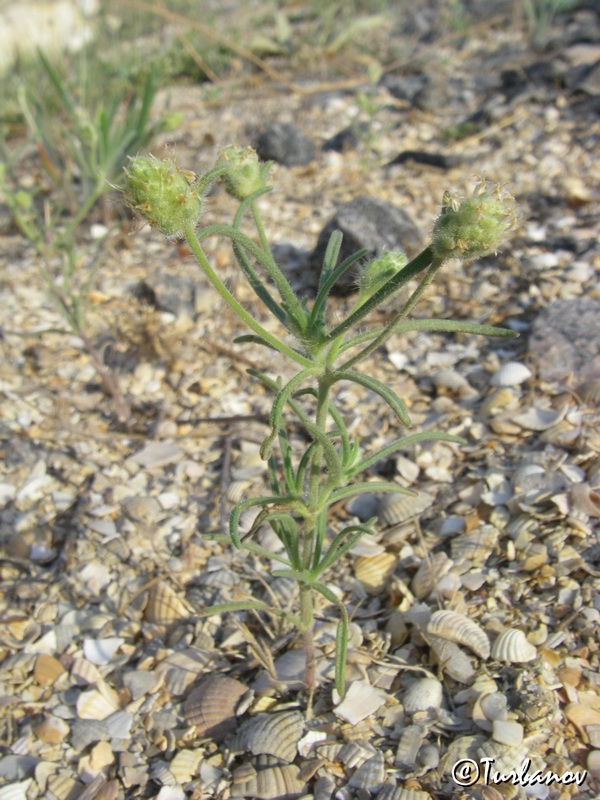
356 250 407 308
124 154 203 237
217 145 271 201
431 180 518 261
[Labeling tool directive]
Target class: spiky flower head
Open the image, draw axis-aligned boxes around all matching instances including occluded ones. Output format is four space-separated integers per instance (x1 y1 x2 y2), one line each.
432 179 518 262
356 250 407 308
124 154 203 237
217 145 271 201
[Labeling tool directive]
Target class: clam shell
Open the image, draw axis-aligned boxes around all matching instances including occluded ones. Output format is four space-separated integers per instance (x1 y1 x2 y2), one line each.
450 526 498 567
229 754 305 799
492 719 524 747
428 635 476 684
33 654 65 686
377 491 434 526
354 551 397 594
427 610 490 659
403 677 443 714
233 711 304 763
169 749 202 784
183 675 248 741
411 552 452 599
395 724 425 768
512 405 567 431
144 581 192 625
491 629 537 663
0 780 33 800
490 361 532 387
348 750 385 793
76 685 120 721
334 679 388 724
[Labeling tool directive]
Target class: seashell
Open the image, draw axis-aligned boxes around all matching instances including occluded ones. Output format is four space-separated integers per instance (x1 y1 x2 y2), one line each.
395 725 425 769
539 418 581 446
0 780 34 800
34 716 70 745
564 703 600 743
450 526 498 567
169 749 202 784
377 786 432 800
122 669 160 700
297 729 327 758
105 710 133 739
395 456 420 485
338 739 375 768
490 362 532 387
491 629 537 663
77 684 120 721
229 754 306 799
403 677 443 714
577 378 600 406
334 680 387 724
492 719 524 747
411 552 452 599
480 386 519 415
233 711 304 763
354 551 397 594
512 405 567 431
571 483 600 518
71 719 110 751
33 654 65 687
82 637 124 666
418 744 440 770
227 479 253 504
46 774 83 800
432 368 478 399
427 610 490 659
348 750 385 793
144 581 192 625
428 636 476 684
183 675 248 742
476 740 530 777
377 491 434 526
313 774 336 800
479 692 509 723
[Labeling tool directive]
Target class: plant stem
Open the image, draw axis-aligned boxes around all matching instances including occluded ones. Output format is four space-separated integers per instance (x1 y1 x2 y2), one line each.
300 585 316 718
184 223 313 368
340 256 445 370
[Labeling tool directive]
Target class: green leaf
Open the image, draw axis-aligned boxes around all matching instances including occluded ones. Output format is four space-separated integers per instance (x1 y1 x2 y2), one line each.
335 369 412 427
347 431 466 478
326 480 414 506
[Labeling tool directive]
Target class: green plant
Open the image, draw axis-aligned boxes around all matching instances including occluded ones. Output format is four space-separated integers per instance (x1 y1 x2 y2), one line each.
124 149 518 713
520 0 581 48
0 49 175 423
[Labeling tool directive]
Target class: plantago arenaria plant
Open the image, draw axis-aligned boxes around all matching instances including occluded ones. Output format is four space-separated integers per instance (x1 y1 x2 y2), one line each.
125 149 519 713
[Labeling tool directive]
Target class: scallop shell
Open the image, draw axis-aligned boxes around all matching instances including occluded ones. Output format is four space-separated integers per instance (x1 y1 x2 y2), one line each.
338 739 375 768
411 552 453 599
183 675 248 741
403 677 443 714
169 749 202 784
428 636 476 684
427 610 490 659
229 754 305 799
354 551 397 594
395 724 425 768
377 491 434 526
76 685 120 721
490 362 532 387
0 780 33 800
348 750 385 793
144 581 192 625
233 711 304 763
491 629 537 663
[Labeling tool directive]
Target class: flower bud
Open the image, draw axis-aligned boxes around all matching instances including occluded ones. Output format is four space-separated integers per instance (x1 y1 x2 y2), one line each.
356 250 407 308
124 154 203 237
431 180 518 261
217 145 271 200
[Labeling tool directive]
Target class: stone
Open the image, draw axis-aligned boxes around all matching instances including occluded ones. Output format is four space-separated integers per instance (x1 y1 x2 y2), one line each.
308 196 422 294
528 298 600 382
254 122 316 166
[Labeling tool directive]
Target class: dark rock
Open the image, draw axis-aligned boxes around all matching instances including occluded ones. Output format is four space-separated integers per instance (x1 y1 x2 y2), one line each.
309 197 423 295
386 150 462 169
322 122 369 153
254 122 316 166
380 73 427 103
131 274 198 317
528 297 600 382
